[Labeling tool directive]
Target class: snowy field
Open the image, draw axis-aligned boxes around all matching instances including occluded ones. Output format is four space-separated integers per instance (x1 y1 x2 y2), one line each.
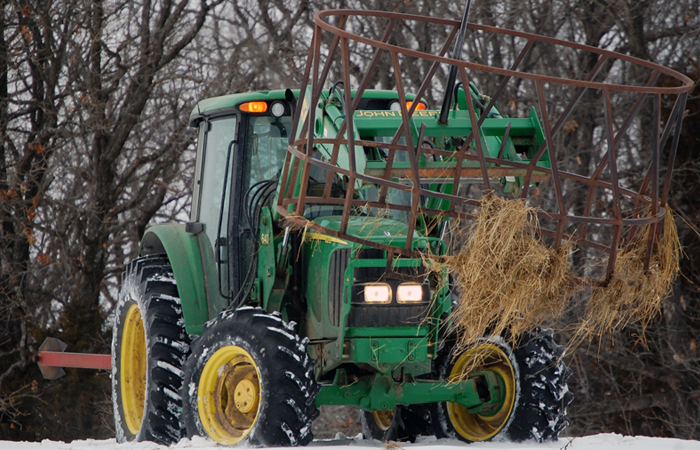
2 434 699 450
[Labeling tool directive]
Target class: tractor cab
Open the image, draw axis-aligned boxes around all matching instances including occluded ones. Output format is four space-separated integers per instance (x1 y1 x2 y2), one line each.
188 93 293 313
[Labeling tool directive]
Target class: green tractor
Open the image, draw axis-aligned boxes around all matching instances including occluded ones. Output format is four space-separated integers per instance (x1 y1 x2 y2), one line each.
110 8 579 447
111 84 571 445
24 3 680 447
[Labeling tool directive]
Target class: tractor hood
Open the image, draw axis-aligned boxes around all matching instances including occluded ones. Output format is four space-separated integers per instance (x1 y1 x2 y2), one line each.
314 216 428 249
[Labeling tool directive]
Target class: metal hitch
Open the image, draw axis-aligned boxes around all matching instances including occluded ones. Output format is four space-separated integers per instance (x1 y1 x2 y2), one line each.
38 337 112 380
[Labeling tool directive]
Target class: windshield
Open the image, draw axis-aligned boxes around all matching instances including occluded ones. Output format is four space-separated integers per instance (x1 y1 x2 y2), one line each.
244 115 291 188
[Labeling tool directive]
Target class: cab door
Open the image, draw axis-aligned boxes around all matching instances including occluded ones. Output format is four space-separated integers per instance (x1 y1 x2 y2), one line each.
191 115 238 309
227 111 292 306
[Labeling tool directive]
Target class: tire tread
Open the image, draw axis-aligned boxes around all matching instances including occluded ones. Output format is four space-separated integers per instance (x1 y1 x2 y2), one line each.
112 254 190 445
183 307 319 447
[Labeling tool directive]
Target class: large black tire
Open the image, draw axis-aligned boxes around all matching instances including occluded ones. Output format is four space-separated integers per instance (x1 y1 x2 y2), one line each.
360 405 432 442
112 255 190 444
182 307 320 446
431 329 573 442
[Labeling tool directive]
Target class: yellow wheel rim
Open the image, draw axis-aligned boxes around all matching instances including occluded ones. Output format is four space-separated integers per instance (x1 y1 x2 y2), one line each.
447 343 516 441
120 303 147 435
372 409 395 431
198 346 261 445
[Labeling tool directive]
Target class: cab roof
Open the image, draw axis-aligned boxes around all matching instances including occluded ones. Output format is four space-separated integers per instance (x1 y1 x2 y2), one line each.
189 89 410 127
189 90 292 126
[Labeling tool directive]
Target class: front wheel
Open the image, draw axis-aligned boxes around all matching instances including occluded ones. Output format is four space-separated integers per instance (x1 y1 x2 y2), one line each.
431 329 573 442
182 307 320 446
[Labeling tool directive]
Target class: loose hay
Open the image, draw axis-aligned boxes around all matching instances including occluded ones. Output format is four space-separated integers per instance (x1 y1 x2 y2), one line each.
436 196 573 349
433 197 681 352
575 208 680 343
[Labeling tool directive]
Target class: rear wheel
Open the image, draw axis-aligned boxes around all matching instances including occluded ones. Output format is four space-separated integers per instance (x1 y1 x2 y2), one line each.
112 255 190 444
360 405 432 442
431 329 572 442
183 307 320 446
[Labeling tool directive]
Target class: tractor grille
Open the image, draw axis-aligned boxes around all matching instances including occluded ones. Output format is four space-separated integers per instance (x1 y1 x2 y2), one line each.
347 302 431 328
347 250 432 328
329 249 351 326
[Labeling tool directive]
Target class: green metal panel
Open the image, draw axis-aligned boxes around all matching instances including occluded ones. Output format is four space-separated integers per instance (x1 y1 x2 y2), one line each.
314 216 432 246
345 326 430 337
302 237 348 341
354 111 545 155
140 224 208 334
349 337 429 365
314 94 367 186
529 105 548 163
195 229 229 320
256 206 280 310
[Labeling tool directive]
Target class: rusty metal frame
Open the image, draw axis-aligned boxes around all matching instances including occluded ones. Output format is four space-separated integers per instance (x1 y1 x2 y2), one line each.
276 9 693 282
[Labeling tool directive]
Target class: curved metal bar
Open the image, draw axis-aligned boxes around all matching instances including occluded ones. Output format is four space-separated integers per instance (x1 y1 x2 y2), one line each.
276 9 692 283
313 10 693 93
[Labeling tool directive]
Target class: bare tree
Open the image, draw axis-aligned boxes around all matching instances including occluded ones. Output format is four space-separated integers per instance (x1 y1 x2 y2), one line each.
0 0 222 439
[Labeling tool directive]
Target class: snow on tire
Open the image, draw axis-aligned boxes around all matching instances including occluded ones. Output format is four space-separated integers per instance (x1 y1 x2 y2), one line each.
505 328 573 441
112 254 190 444
182 307 320 447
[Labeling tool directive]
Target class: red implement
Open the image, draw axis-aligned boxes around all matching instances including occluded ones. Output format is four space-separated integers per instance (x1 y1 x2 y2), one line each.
38 337 112 380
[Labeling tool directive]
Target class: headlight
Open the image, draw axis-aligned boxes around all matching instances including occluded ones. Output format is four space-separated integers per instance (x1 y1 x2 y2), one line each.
364 284 392 303
397 283 423 303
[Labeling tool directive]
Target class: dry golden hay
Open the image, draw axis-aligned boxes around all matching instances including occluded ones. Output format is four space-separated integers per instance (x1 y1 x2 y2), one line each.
574 208 680 343
281 212 309 233
434 195 573 350
434 197 681 354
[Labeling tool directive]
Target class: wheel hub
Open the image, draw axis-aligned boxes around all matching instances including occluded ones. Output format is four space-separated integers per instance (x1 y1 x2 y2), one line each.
232 373 259 413
447 343 516 441
199 346 261 445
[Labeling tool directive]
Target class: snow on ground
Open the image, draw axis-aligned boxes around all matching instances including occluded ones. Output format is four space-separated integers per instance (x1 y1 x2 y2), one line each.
1 434 699 450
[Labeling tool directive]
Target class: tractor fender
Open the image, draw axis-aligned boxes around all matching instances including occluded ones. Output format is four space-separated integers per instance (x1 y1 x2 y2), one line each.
140 224 208 334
